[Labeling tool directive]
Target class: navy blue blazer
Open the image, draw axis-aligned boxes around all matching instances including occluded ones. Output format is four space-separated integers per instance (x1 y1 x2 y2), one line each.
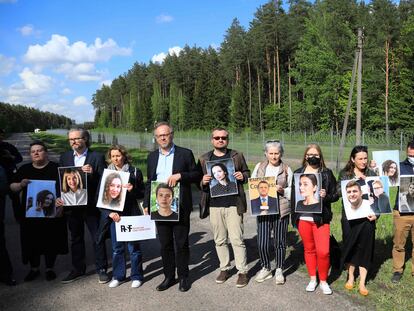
144 145 200 220
59 149 106 209
250 196 278 215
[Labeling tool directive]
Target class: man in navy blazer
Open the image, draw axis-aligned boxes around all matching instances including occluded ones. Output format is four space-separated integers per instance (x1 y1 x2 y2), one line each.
251 181 278 216
144 122 200 292
57 128 108 284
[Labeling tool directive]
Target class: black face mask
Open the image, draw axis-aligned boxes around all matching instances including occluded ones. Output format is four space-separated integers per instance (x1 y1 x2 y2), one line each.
307 156 321 166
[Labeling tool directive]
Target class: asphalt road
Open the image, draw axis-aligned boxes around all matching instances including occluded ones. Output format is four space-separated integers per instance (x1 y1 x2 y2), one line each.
0 133 368 311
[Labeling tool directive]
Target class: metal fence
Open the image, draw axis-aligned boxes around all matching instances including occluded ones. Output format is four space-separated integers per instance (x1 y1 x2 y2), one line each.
47 129 414 173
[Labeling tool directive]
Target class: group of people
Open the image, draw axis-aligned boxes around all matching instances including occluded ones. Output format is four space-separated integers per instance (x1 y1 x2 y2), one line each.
1 125 414 299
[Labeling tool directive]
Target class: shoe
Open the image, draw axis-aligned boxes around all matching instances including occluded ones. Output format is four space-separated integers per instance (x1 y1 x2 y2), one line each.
179 277 190 292
24 269 40 282
1 276 16 286
275 268 285 285
108 279 124 288
236 273 248 288
215 270 229 284
98 270 110 284
391 272 402 283
255 268 272 283
344 282 354 290
320 282 333 295
131 280 142 288
61 270 85 284
306 280 317 292
359 288 369 296
45 270 57 281
156 278 176 291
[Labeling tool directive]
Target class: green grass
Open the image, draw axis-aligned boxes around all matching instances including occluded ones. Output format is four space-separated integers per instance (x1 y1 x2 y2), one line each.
34 131 414 309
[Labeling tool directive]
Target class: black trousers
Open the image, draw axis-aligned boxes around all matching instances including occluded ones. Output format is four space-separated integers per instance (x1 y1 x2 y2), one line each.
156 218 190 279
67 209 107 273
0 196 13 279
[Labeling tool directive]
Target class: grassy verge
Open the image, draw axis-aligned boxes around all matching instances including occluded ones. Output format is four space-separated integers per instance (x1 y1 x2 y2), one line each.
31 132 149 173
32 132 413 309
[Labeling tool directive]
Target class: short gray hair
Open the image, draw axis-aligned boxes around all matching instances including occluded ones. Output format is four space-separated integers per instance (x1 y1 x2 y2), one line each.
153 121 173 133
68 128 91 147
264 140 284 156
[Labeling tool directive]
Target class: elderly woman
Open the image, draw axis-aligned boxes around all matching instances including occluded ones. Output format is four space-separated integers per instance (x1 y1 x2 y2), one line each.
97 145 145 288
291 143 338 295
10 141 67 282
210 162 238 197
251 140 292 285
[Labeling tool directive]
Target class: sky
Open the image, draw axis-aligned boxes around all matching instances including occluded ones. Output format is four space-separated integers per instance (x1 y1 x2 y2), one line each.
0 0 268 123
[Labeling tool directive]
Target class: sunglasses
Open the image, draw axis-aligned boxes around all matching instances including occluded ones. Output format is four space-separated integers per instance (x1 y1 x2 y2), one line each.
213 136 228 141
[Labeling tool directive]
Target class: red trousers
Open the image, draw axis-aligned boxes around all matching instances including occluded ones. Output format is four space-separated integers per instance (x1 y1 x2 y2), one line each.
298 220 330 281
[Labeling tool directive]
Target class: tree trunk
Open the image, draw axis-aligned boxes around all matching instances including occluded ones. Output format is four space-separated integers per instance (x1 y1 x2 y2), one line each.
385 39 390 145
247 58 252 128
258 68 263 134
288 57 292 134
266 48 272 104
273 51 276 106
276 46 281 108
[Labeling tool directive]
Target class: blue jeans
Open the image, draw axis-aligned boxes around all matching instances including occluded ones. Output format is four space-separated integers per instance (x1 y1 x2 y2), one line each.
110 222 143 281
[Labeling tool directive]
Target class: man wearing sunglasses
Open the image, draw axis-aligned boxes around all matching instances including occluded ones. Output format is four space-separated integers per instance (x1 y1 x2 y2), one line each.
198 127 250 288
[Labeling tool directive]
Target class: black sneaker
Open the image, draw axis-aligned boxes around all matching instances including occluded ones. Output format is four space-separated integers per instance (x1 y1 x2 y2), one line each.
61 270 85 284
24 270 40 282
98 270 110 284
45 270 57 281
391 272 402 283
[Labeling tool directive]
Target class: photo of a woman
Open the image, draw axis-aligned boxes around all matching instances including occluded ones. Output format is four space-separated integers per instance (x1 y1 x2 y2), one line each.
382 160 399 186
26 189 55 218
295 173 321 213
208 161 238 197
102 172 123 208
60 168 87 206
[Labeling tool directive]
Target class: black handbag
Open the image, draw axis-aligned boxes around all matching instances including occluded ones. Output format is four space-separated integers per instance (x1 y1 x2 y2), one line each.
330 234 341 270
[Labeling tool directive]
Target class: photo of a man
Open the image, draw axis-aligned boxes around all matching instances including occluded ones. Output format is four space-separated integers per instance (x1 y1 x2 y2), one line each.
399 177 414 213
342 180 375 220
151 183 179 221
368 178 391 214
250 180 278 216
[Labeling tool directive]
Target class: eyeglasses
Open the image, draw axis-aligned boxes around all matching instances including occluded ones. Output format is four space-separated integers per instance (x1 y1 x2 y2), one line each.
68 137 84 142
155 133 172 139
213 136 228 141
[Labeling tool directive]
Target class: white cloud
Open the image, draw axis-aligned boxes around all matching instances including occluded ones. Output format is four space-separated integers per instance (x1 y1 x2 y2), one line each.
100 80 112 87
151 46 182 63
41 103 66 113
61 88 71 95
55 62 103 81
24 34 132 64
156 14 174 23
17 24 40 36
19 67 52 93
73 96 89 106
0 54 15 75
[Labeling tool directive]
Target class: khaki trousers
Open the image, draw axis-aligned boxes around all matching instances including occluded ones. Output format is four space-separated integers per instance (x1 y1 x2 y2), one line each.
209 206 248 273
392 210 414 274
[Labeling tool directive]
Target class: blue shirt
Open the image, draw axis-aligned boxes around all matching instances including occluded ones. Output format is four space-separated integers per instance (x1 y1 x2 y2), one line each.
156 145 175 182
73 148 88 167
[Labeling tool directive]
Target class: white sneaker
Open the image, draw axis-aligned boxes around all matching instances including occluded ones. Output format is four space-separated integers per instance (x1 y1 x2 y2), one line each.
255 268 272 283
131 280 142 288
275 268 285 285
108 279 124 288
319 282 332 295
306 280 318 292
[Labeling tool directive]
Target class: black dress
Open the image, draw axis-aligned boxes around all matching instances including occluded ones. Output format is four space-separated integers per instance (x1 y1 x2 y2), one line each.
13 162 68 264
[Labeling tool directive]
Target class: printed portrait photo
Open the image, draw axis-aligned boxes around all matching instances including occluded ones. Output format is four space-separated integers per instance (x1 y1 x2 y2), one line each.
399 175 414 213
97 169 130 212
341 179 376 220
294 173 322 214
26 180 57 218
248 177 279 216
58 166 88 206
372 150 400 187
150 181 180 221
206 159 238 198
365 176 392 214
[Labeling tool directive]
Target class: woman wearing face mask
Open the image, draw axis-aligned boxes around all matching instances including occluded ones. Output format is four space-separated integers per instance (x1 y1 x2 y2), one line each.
251 140 292 285
291 144 338 295
338 146 378 296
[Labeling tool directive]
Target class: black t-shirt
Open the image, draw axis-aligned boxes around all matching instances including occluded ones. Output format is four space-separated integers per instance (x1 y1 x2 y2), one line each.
209 151 238 208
